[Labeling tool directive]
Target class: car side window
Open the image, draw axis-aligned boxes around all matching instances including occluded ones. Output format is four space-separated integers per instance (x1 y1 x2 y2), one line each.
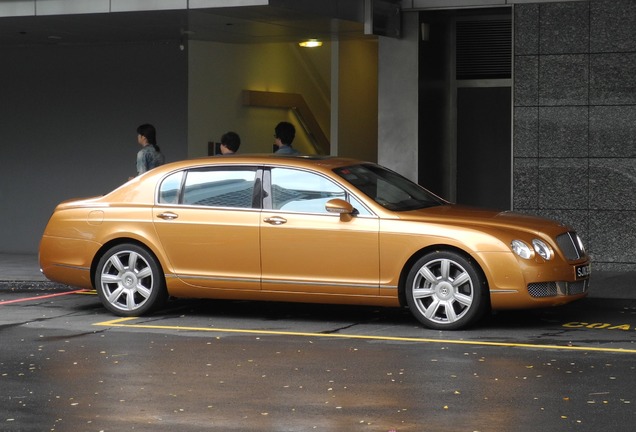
175 168 257 208
158 172 184 204
270 168 348 214
348 195 372 216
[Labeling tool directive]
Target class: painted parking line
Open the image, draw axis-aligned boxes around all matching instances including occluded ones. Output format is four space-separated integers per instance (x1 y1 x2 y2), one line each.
94 317 636 355
74 290 98 295
563 321 635 331
0 289 91 305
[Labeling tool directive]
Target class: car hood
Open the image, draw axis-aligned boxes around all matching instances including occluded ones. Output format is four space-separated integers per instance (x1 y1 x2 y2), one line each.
399 204 571 236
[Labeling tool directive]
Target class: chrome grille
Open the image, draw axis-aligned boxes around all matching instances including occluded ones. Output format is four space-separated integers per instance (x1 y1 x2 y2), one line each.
568 280 588 295
528 282 557 298
527 280 589 298
556 231 584 260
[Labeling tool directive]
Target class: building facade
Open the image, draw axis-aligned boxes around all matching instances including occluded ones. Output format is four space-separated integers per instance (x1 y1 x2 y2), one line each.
1 0 634 271
383 0 636 271
512 0 636 271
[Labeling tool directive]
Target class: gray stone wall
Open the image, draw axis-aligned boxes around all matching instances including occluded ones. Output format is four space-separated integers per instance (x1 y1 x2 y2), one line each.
513 0 636 271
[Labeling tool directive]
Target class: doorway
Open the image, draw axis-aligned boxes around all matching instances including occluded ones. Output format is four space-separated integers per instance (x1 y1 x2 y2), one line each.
418 8 512 210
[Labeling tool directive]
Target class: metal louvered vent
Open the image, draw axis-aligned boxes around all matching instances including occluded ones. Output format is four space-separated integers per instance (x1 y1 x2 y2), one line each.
456 19 511 80
527 280 589 298
556 232 585 261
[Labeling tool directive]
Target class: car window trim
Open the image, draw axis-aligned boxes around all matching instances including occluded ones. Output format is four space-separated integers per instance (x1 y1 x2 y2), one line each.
158 165 260 210
155 162 378 217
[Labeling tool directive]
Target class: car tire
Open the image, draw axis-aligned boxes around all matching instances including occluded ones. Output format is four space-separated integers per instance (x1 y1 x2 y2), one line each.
95 244 167 316
405 250 487 330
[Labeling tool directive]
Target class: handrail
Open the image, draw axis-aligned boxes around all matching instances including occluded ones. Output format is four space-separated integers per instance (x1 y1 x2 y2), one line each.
242 90 330 155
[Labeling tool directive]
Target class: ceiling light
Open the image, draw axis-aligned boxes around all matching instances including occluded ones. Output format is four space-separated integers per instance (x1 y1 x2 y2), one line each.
299 39 322 48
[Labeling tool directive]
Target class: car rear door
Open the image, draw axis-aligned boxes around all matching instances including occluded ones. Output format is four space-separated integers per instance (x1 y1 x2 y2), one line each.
153 166 261 290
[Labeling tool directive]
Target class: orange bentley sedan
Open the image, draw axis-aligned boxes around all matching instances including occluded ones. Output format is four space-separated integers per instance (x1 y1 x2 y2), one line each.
39 155 590 330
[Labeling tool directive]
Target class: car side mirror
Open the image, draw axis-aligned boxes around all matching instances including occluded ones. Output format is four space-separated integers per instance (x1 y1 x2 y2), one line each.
325 199 354 216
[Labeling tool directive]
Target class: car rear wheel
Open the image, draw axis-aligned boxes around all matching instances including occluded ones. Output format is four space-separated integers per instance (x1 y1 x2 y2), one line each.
405 251 486 330
95 244 167 316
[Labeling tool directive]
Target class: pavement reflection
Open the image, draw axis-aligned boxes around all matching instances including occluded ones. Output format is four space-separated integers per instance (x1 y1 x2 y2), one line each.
1 283 635 432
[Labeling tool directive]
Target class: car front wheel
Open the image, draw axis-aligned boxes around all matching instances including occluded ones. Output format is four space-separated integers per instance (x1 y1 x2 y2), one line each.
95 244 167 316
405 251 487 330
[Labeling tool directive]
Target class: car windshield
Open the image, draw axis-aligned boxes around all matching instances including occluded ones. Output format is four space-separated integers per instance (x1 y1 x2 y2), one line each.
334 164 445 211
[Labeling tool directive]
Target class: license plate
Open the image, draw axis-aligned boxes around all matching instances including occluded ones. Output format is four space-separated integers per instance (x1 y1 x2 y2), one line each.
575 263 591 279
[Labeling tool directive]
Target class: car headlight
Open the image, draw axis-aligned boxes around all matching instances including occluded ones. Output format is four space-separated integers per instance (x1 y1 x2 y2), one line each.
532 239 553 260
511 240 533 259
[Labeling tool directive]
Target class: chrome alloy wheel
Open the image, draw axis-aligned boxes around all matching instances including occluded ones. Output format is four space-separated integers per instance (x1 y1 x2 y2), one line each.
96 244 166 316
406 251 485 330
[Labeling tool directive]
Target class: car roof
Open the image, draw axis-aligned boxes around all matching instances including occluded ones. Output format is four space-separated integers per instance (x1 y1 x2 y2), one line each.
152 154 368 174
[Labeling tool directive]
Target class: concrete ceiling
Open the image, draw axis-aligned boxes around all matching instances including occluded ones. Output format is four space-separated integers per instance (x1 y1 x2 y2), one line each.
0 4 369 47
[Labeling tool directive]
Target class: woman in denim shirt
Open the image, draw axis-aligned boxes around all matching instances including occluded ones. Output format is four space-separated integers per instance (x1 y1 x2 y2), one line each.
136 123 165 176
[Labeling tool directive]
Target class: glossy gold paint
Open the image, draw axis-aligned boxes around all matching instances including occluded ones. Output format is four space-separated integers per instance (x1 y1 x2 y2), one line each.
39 155 590 314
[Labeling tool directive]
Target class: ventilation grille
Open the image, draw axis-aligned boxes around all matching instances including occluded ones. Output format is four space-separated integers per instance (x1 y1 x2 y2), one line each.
556 232 585 261
456 19 511 80
527 280 589 298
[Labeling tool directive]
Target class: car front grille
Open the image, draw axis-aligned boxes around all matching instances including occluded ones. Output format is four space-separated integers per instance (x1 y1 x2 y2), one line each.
556 231 585 260
527 280 589 298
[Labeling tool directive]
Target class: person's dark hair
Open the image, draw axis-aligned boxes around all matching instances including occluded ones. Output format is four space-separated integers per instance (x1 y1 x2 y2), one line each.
274 122 296 145
137 123 160 151
221 131 241 153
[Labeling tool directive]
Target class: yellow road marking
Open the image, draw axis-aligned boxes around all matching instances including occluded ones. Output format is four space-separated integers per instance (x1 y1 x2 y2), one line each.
94 317 636 354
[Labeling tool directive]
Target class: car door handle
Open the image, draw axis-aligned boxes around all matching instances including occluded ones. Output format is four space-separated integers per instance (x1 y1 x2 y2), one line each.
157 212 179 220
264 216 287 225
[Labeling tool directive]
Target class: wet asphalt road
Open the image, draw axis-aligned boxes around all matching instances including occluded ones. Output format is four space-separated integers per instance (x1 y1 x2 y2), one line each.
1 283 634 432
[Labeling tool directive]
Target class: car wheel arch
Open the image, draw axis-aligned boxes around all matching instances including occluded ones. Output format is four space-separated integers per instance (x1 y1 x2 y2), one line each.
90 238 167 289
397 245 491 309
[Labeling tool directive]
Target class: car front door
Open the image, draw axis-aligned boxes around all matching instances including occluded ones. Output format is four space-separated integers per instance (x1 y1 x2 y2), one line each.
260 167 380 296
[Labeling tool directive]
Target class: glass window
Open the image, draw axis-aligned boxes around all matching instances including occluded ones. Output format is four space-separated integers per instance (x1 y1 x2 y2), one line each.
334 164 445 211
158 171 183 204
181 168 257 208
348 195 373 216
271 168 346 214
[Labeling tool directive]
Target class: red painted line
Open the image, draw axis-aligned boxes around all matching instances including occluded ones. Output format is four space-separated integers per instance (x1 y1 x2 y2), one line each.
0 289 90 305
